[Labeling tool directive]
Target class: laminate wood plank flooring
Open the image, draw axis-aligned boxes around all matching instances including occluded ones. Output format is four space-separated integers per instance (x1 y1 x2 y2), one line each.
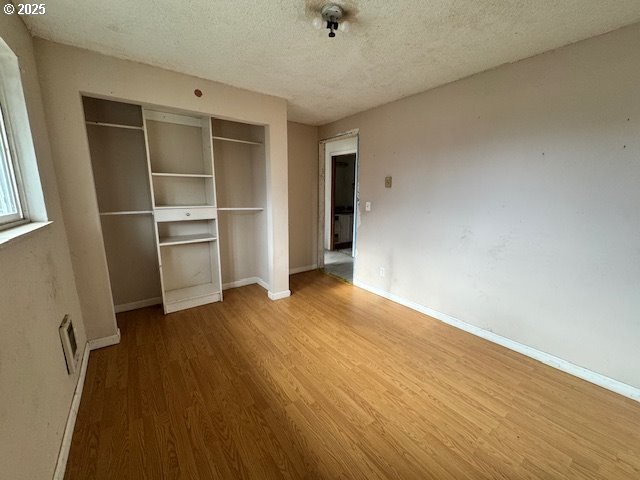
65 270 640 479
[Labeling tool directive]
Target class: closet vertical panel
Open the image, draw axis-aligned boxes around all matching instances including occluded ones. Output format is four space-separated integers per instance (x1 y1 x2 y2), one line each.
141 110 167 310
252 129 269 285
203 117 223 298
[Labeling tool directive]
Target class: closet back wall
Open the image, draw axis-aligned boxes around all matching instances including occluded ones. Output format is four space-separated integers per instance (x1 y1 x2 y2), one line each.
35 40 290 340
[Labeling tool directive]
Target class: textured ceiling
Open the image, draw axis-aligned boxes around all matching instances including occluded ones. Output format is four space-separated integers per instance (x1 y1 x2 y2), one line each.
22 1 640 125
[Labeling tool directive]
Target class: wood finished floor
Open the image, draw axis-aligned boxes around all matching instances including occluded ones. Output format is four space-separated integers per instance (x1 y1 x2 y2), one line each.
65 271 640 479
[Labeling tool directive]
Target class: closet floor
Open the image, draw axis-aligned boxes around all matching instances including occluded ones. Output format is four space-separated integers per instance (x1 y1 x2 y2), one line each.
65 271 640 479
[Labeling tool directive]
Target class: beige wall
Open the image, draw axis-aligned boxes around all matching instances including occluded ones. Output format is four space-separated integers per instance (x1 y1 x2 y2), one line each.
287 122 318 271
0 16 86 480
34 40 290 339
320 23 640 389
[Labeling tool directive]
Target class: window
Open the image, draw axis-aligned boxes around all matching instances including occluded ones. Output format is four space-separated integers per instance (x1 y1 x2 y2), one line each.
0 36 48 242
0 103 25 229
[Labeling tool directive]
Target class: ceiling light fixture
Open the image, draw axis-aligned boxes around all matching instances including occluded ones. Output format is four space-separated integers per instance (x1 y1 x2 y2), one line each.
312 3 350 38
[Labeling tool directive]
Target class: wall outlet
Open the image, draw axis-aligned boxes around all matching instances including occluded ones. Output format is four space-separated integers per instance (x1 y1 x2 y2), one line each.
385 176 392 188
365 201 371 211
379 267 385 277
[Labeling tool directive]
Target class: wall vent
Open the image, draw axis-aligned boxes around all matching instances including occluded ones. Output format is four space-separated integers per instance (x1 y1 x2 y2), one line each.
59 315 79 374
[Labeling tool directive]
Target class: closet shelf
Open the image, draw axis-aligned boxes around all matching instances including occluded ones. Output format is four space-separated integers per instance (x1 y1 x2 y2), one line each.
85 121 144 131
99 210 153 216
154 204 215 210
217 207 264 211
152 172 213 178
165 283 220 304
159 233 217 247
212 135 262 146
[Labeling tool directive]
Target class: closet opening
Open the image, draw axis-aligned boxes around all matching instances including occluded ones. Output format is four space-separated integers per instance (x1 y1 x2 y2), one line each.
318 131 359 284
82 95 268 316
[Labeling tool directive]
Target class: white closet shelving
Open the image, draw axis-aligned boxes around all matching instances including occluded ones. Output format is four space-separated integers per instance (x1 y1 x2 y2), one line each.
83 96 270 315
145 109 223 313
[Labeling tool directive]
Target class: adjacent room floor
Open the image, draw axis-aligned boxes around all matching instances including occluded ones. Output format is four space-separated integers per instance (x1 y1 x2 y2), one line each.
323 248 354 283
65 271 640 479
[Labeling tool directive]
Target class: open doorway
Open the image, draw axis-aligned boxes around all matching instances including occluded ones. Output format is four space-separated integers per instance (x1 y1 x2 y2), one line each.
318 132 359 283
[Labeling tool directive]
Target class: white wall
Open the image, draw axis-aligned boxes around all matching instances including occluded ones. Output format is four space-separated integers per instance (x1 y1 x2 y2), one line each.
34 39 290 340
320 22 640 389
287 122 319 271
0 16 87 480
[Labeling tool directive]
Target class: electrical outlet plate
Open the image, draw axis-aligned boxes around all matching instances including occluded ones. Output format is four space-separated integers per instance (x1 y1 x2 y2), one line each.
385 176 392 188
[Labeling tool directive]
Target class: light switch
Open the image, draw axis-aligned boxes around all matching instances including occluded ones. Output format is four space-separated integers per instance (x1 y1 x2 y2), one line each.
365 201 371 211
385 176 392 188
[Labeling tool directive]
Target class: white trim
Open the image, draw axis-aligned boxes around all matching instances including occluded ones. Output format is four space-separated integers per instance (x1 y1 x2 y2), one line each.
319 129 360 144
53 343 90 480
328 147 357 156
223 276 260 290
0 221 51 248
114 297 162 313
88 329 121 351
268 289 291 300
318 130 360 269
222 277 268 291
290 264 318 275
354 280 640 403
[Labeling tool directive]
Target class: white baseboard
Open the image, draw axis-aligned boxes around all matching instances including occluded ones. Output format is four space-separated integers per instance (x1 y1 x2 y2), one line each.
114 297 161 313
268 289 291 300
53 342 90 480
354 280 640 403
88 328 121 351
223 277 268 291
290 264 318 275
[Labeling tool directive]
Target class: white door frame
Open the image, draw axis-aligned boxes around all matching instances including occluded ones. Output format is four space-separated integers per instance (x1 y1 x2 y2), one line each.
317 129 359 269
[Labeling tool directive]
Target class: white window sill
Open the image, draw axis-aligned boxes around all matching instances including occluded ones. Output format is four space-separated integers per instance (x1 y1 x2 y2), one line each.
0 221 52 248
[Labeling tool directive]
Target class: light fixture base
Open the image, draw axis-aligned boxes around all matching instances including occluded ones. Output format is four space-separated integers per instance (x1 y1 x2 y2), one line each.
319 3 345 38
320 4 344 23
